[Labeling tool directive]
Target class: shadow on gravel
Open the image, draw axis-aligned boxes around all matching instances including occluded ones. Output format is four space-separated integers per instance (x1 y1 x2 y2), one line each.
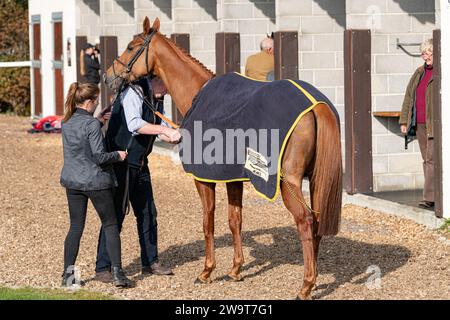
124 225 411 299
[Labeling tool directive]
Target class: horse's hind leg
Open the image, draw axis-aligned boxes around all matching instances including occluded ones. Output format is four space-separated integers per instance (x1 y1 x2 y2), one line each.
313 225 322 283
281 170 318 300
194 180 217 284
281 112 318 300
225 181 244 281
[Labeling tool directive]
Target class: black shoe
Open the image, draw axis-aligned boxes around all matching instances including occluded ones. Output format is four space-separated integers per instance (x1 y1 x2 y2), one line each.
61 272 72 288
418 201 434 210
112 267 131 287
142 262 174 276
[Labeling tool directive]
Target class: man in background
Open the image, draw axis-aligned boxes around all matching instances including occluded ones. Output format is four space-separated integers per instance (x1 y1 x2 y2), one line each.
245 36 274 81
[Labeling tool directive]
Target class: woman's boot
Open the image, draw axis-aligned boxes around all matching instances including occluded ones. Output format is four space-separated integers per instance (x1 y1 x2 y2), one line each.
61 269 80 288
111 266 131 287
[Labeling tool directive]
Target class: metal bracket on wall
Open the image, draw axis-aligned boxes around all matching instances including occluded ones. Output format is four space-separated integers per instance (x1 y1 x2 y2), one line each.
396 38 421 57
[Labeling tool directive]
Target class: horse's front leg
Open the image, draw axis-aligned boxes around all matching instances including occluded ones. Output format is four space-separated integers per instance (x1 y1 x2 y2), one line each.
194 180 216 284
225 181 244 281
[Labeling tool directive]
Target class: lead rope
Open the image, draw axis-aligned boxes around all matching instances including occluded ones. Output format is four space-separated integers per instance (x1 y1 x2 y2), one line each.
122 167 131 215
279 168 320 220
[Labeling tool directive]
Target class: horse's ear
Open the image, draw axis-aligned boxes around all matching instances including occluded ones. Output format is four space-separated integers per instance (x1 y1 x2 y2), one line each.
152 17 160 31
143 17 151 34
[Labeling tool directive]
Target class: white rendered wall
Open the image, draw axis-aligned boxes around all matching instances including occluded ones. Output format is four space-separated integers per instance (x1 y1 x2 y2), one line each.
29 0 77 117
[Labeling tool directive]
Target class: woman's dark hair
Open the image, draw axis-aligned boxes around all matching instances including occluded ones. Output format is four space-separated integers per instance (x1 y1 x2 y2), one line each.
63 82 99 122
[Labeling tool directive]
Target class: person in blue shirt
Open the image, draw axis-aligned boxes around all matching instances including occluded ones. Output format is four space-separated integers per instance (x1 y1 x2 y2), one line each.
60 82 131 288
94 76 181 283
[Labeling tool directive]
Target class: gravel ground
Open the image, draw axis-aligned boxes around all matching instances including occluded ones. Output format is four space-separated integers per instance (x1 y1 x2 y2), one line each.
0 115 448 300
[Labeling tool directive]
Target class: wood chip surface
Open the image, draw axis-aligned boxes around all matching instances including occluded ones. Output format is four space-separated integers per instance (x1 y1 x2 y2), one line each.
0 115 448 300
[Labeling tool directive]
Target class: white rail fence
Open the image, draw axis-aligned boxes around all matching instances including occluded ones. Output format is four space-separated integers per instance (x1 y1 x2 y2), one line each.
0 61 31 68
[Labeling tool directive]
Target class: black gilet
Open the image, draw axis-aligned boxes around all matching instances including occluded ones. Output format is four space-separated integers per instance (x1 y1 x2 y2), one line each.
106 78 163 169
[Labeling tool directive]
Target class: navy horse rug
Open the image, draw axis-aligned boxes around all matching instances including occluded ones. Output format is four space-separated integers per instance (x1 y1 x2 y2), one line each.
179 72 339 201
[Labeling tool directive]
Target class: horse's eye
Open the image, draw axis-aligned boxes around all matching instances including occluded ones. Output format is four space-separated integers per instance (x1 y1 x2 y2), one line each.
127 45 133 51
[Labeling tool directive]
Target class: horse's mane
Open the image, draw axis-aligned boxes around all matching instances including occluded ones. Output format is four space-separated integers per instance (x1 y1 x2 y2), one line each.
158 33 215 78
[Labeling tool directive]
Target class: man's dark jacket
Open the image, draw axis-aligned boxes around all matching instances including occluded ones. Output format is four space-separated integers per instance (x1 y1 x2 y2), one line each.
106 79 163 169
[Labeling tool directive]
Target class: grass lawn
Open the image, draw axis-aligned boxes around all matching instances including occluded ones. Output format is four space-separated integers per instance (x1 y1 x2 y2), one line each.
0 287 117 300
440 218 450 238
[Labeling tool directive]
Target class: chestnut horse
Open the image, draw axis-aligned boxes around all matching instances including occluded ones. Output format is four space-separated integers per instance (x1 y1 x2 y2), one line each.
105 17 343 300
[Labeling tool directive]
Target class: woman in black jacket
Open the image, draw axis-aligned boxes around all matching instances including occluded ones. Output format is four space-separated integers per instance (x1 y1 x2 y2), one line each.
80 43 100 84
60 82 130 287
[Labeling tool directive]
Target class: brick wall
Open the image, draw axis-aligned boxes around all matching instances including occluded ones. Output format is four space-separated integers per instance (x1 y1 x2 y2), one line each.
100 0 136 50
173 0 218 71
347 0 435 191
134 0 173 35
347 0 436 191
276 0 346 162
72 0 441 193
76 0 101 43
218 0 276 74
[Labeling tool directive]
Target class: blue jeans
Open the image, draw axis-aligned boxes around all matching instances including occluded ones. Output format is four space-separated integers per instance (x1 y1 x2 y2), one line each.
95 164 158 273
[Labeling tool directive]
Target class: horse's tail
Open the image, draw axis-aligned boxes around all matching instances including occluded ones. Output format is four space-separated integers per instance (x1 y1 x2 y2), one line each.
310 103 343 236
79 50 86 76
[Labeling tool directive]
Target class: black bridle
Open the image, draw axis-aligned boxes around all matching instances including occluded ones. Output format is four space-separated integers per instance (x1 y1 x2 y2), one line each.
109 28 157 89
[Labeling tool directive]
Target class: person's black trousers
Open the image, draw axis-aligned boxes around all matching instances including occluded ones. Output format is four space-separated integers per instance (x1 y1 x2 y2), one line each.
95 164 158 273
64 188 121 271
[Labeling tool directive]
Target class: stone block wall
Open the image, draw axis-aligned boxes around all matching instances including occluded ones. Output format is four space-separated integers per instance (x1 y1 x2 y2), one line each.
76 0 101 43
276 0 346 162
218 0 276 74
347 0 436 191
100 0 136 50
71 0 441 192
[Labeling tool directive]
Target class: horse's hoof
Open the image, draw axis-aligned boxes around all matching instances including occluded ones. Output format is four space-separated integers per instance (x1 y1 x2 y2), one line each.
224 274 243 282
194 277 211 285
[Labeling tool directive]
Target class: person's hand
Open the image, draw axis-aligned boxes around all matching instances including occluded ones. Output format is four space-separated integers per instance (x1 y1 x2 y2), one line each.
96 110 111 124
160 127 181 144
400 125 407 134
117 151 128 161
102 112 111 121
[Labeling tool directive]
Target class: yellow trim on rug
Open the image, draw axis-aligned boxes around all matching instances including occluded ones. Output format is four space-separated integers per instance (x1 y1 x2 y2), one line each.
287 79 318 104
183 77 329 202
254 102 317 201
186 173 250 183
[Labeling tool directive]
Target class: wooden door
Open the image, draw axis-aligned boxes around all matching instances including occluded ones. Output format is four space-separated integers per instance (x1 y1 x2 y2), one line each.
53 13 64 115
76 36 87 82
31 15 42 116
274 32 298 80
215 32 240 75
99 36 118 110
344 30 373 194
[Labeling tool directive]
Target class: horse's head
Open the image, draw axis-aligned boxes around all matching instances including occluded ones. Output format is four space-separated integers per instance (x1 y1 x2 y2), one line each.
104 17 160 91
